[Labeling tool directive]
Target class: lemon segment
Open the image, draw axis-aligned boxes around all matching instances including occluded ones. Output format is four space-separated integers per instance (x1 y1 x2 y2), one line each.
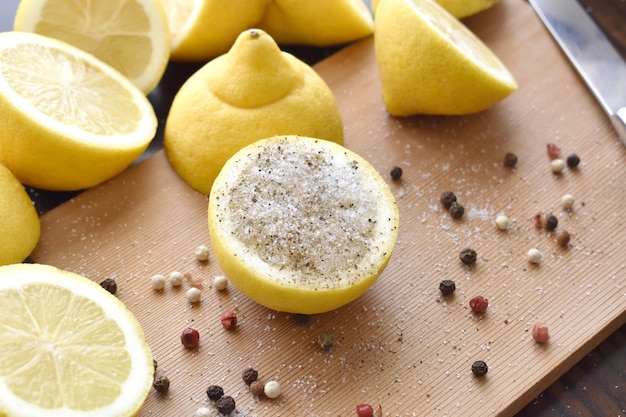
374 0 517 116
0 32 157 191
208 136 399 315
372 0 500 18
13 0 170 94
0 164 40 266
161 0 267 62
258 0 374 47
164 29 343 195
0 263 153 417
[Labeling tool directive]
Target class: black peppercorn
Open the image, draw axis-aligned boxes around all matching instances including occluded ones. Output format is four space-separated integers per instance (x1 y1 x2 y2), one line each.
439 280 456 296
566 153 580 168
153 375 170 393
216 395 236 415
294 314 309 325
503 152 518 168
544 213 558 231
100 278 117 294
440 191 457 209
471 360 489 377
206 385 224 401
242 367 259 385
449 201 464 219
390 166 403 181
459 248 477 266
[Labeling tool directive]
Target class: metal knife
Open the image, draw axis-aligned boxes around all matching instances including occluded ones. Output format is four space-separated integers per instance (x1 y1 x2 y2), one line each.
529 0 626 144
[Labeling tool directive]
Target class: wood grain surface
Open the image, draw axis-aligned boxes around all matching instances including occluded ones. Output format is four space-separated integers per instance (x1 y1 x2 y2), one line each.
28 1 626 416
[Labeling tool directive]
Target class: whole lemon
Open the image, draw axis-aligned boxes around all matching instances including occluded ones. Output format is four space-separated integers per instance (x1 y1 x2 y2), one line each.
164 29 343 194
0 164 40 265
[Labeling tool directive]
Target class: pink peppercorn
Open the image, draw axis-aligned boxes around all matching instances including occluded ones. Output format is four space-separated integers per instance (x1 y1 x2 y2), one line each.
532 322 550 343
469 296 489 313
221 311 238 330
181 327 200 349
356 403 374 417
546 143 561 159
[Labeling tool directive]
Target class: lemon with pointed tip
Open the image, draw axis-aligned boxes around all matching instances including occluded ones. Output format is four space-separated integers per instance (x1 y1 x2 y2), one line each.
0 164 40 266
208 135 399 315
258 0 374 47
164 29 343 194
161 0 267 62
0 263 153 417
374 0 517 116
13 0 170 94
372 0 499 19
0 31 157 191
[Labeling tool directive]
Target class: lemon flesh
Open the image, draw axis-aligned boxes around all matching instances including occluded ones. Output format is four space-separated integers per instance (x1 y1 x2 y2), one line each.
0 263 153 417
0 32 157 191
258 0 374 47
208 136 399 314
372 0 499 18
13 0 170 94
161 0 267 62
0 164 40 266
374 0 517 116
165 29 343 195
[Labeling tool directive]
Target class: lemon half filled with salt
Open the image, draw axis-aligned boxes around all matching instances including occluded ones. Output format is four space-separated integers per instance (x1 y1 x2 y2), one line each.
208 135 399 315
0 263 153 417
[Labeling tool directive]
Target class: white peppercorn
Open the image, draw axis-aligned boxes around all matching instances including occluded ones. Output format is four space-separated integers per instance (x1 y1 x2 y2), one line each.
264 380 281 399
527 248 543 264
213 275 228 290
195 244 210 262
169 271 184 287
550 158 566 173
561 194 575 210
495 214 509 230
151 274 166 290
186 287 202 303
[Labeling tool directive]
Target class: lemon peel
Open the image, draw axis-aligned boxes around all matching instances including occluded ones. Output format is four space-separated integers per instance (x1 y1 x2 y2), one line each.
0 164 40 266
374 0 517 116
164 29 343 195
208 135 399 315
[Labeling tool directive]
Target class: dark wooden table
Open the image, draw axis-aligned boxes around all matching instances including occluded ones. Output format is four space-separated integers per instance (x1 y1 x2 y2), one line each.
2 1 624 415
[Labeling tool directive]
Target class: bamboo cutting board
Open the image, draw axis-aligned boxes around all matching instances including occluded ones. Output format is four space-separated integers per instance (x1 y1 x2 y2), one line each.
32 1 626 416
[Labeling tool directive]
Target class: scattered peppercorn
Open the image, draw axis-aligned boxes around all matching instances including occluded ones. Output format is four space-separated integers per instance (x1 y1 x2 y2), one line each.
550 158 566 173
264 380 282 399
566 153 580 168
527 248 543 264
533 212 544 229
555 229 571 247
100 278 117 295
153 358 158 375
439 279 456 296
469 295 488 313
153 375 170 393
221 311 238 330
181 327 200 349
213 274 228 290
390 166 403 181
186 287 202 303
495 214 509 230
532 322 550 343
449 201 464 220
471 360 489 377
242 367 259 385
440 191 457 209
503 152 518 168
206 385 224 401
195 244 210 262
250 380 265 396
561 193 575 210
459 248 477 266
356 403 374 417
544 213 558 230
216 395 236 415
169 271 184 287
294 314 310 325
151 274 166 290
316 330 335 350
546 143 561 159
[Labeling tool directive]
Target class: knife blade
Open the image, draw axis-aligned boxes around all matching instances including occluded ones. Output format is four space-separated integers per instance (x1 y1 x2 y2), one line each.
529 0 626 144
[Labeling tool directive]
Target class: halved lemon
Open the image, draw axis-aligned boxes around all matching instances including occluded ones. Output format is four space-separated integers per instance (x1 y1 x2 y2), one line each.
13 0 170 94
0 263 153 417
0 31 157 191
208 135 399 315
374 0 517 115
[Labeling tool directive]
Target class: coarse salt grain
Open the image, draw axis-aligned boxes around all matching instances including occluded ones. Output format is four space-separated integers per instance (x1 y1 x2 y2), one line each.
151 274 166 290
186 287 201 303
527 248 543 264
495 214 509 230
194 407 215 417
213 275 228 290
169 271 184 286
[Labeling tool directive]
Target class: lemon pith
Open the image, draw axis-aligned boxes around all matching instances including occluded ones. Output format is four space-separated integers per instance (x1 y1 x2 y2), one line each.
208 135 399 314
0 263 153 417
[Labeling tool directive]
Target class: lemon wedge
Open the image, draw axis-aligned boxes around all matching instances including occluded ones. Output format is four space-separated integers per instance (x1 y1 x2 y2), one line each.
208 135 399 315
0 263 153 417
